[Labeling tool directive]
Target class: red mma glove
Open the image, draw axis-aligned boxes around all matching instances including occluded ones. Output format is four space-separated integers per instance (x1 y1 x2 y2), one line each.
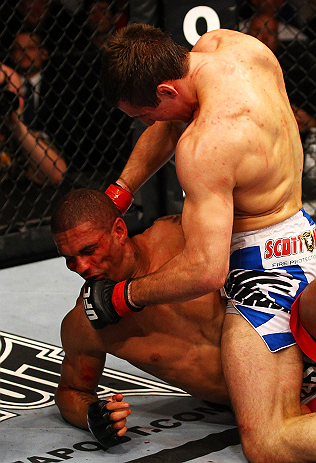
105 182 133 215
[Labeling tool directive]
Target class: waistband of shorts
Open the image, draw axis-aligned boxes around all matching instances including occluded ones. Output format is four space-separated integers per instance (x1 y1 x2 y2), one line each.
231 209 312 245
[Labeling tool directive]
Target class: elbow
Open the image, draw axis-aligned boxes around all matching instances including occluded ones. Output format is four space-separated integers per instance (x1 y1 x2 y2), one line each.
205 273 227 293
197 268 227 295
188 256 229 296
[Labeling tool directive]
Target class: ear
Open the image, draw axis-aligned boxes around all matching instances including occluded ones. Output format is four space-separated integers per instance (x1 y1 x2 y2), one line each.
111 217 128 243
157 83 178 98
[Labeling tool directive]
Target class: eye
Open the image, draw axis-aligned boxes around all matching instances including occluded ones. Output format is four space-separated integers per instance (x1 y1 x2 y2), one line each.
81 247 96 256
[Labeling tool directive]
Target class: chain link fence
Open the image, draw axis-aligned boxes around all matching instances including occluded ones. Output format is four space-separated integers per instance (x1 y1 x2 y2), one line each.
0 0 316 266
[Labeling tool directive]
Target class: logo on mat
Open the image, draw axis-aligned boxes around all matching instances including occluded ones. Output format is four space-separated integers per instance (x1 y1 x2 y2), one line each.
0 331 188 422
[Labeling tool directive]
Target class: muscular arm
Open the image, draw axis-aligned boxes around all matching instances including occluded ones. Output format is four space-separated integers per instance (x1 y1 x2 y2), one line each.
55 305 106 429
55 296 130 430
127 119 235 306
119 120 184 193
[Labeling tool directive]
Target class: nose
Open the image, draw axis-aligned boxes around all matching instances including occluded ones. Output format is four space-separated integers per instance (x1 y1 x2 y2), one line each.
72 256 91 276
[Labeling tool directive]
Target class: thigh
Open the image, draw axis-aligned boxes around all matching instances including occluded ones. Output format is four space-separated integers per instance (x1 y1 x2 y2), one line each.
221 313 303 434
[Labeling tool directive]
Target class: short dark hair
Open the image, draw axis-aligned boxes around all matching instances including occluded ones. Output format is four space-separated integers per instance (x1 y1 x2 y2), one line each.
51 188 120 235
100 23 189 108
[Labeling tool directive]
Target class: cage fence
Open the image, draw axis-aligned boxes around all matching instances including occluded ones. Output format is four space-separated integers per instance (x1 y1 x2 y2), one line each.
0 0 315 267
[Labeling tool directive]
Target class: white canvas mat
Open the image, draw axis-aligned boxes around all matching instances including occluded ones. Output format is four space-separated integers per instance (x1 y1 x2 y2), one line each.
1 257 246 462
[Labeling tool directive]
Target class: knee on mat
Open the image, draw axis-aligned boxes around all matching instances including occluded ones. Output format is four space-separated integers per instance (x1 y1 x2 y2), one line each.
241 435 295 463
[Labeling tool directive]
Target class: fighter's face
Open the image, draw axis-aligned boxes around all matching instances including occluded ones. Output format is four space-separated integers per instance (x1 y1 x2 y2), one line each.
54 221 125 281
11 33 47 75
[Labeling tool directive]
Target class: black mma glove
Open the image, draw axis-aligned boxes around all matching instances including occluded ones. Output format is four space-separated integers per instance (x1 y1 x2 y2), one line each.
87 400 122 448
83 278 144 329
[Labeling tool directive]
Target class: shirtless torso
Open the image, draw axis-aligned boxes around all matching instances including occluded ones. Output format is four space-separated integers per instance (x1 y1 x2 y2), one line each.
101 26 316 461
64 286 226 402
56 215 228 430
184 29 303 232
117 29 304 304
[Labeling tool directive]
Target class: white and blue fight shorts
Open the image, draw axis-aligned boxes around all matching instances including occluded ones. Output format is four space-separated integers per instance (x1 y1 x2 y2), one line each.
223 208 316 353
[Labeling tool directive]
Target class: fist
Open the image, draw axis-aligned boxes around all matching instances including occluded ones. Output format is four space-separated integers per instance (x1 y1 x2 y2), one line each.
83 279 121 329
87 395 131 448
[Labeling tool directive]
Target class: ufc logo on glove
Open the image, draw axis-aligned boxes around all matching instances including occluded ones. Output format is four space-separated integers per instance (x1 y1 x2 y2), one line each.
83 286 99 322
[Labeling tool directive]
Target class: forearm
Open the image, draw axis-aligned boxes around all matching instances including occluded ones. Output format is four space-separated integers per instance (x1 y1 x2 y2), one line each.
55 385 98 430
83 247 227 329
13 122 66 184
129 251 224 307
119 120 183 193
127 199 232 307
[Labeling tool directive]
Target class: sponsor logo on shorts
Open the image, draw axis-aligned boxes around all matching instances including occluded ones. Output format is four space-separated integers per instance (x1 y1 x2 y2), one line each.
265 229 316 260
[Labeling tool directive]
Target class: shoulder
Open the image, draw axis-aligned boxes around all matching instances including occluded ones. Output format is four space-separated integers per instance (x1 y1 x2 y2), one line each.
151 215 183 237
144 214 183 240
193 29 275 66
139 215 185 261
61 291 103 356
154 214 182 226
193 29 252 51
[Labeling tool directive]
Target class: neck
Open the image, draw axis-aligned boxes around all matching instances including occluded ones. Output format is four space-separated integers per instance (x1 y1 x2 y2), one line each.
129 236 151 279
176 54 199 110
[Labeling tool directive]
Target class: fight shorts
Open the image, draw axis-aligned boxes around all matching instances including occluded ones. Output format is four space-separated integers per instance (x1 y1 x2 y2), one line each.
223 208 316 353
223 209 316 410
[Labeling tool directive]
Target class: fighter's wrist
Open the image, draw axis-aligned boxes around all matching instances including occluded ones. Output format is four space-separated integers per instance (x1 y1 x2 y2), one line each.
115 178 132 194
112 279 144 317
126 279 143 309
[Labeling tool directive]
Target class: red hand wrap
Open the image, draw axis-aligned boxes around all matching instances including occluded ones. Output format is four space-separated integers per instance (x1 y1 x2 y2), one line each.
111 280 134 317
105 184 134 214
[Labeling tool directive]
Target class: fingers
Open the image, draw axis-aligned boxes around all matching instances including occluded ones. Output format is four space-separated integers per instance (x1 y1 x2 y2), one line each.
0 68 5 86
115 425 128 437
107 402 131 437
107 393 124 402
109 407 131 422
107 405 131 436
106 401 130 412
112 415 130 437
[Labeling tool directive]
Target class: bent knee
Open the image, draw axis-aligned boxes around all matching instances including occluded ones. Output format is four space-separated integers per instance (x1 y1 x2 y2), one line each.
240 431 297 463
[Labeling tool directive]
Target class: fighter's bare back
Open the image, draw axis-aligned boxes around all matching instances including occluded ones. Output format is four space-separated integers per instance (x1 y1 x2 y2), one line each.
177 29 303 233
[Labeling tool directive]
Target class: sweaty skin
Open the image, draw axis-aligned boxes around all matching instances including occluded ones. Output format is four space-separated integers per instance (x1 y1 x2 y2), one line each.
54 215 227 430
117 29 303 306
111 28 314 463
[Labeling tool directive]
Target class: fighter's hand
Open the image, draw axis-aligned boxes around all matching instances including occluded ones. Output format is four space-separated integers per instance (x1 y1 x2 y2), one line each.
0 63 24 113
83 278 144 329
87 394 131 448
105 183 134 215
